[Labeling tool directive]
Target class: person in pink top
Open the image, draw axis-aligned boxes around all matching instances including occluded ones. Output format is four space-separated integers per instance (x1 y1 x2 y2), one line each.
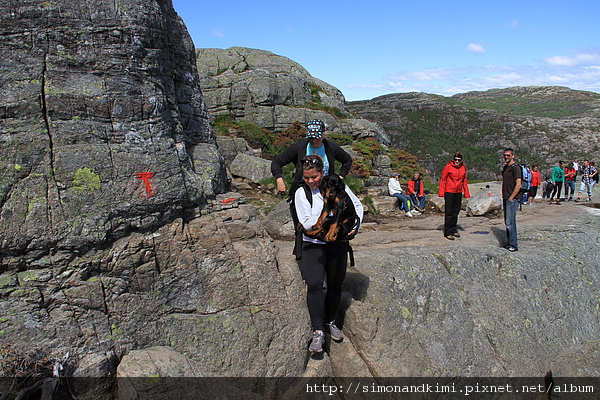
438 152 470 240
527 165 541 205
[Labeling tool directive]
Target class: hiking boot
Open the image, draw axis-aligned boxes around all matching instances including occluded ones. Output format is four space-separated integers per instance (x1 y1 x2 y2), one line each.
452 232 461 238
326 321 343 341
444 235 455 240
309 331 325 353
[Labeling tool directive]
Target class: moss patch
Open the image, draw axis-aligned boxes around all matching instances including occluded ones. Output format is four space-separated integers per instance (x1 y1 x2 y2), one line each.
71 167 101 195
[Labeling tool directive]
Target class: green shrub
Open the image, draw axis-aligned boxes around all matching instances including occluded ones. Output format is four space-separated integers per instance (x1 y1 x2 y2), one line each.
327 132 353 146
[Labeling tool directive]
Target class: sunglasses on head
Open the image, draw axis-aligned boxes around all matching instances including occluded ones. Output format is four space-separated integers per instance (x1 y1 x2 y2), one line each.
301 158 319 165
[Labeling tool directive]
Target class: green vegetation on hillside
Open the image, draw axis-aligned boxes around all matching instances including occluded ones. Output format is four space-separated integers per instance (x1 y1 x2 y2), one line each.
303 84 352 119
444 87 600 118
445 97 594 118
213 114 433 193
212 114 305 159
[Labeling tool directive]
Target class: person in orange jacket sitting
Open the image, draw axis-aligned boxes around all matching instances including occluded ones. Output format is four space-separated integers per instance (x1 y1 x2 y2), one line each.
438 152 470 240
407 172 426 211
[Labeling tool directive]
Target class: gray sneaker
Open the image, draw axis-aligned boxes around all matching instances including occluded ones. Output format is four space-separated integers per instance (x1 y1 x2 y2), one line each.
326 321 343 341
309 331 325 353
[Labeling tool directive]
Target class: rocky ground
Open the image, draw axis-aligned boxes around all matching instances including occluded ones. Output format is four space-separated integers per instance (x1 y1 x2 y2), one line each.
354 194 600 252
243 178 600 253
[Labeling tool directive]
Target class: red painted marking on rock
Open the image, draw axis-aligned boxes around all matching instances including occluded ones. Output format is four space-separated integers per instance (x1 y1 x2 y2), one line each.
136 172 155 197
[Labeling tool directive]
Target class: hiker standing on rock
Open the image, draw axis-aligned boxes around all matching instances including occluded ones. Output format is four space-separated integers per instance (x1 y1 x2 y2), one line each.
438 152 470 240
502 148 522 252
549 160 565 204
527 165 541 205
294 155 363 353
575 159 598 202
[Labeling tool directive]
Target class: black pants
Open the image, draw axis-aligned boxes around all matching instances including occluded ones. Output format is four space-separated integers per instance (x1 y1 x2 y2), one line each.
550 182 563 201
300 241 348 331
444 192 462 236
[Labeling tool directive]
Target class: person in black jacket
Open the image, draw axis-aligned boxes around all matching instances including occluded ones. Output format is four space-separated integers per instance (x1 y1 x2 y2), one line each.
271 119 353 259
271 119 353 199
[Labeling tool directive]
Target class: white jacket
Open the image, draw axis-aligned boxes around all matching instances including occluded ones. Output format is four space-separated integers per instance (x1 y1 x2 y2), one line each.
388 177 404 196
295 185 364 244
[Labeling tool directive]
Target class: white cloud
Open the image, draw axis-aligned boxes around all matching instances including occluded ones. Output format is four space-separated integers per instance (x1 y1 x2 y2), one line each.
466 43 486 54
344 61 600 100
544 50 600 67
509 20 519 29
212 28 226 38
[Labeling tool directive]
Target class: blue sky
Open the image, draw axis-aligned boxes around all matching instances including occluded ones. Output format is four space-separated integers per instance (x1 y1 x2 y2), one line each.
172 0 600 101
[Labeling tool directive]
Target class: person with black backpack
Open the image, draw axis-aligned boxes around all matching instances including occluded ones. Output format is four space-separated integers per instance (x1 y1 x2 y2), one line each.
271 119 353 259
294 155 363 353
502 148 522 252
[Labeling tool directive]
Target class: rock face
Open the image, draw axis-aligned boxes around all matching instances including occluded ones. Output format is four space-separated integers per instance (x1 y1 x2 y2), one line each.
0 0 226 265
0 1 309 397
345 215 600 377
196 47 390 145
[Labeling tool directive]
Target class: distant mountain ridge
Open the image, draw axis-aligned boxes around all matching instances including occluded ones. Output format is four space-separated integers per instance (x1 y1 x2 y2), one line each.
348 86 600 180
450 86 600 119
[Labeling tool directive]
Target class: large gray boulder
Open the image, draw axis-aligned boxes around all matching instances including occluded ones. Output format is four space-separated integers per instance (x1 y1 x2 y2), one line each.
263 199 296 240
466 188 503 216
229 153 272 183
0 0 226 266
196 47 390 145
346 217 600 377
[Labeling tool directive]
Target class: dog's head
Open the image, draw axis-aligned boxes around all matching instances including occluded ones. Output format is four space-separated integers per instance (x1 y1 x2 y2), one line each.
320 174 345 200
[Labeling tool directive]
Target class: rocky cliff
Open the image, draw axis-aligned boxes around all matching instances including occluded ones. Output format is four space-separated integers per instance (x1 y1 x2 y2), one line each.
196 47 390 145
0 2 309 398
0 0 226 263
348 88 600 180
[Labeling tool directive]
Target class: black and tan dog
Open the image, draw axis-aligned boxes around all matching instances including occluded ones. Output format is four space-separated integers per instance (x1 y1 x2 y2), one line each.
300 174 359 242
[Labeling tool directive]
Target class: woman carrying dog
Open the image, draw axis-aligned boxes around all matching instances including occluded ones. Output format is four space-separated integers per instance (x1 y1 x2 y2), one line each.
295 155 363 353
438 152 470 240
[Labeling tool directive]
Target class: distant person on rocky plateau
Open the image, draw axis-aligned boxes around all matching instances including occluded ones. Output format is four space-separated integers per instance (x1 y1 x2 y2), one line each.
407 171 426 211
542 177 554 199
573 159 580 180
549 160 565 204
271 119 353 258
294 155 363 353
438 152 470 240
388 172 419 217
575 159 598 202
527 165 541 205
502 148 522 252
563 162 577 201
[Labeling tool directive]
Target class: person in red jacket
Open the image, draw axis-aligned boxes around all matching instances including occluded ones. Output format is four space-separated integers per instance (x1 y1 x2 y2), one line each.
527 165 541 205
438 152 470 240
407 172 426 211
